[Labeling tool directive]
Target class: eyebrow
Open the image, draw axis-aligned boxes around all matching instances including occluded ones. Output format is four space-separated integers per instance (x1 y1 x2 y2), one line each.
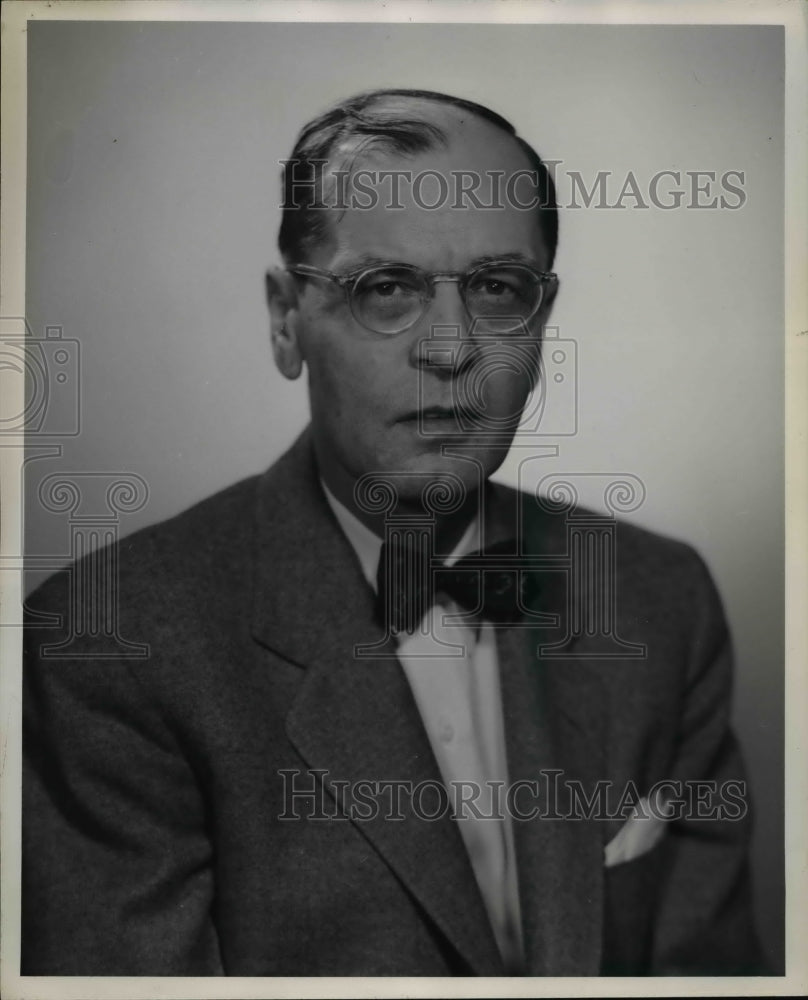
333 250 543 273
466 252 540 269
332 252 394 272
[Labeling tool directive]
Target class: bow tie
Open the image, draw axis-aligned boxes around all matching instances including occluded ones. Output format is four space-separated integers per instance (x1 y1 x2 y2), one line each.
375 533 539 635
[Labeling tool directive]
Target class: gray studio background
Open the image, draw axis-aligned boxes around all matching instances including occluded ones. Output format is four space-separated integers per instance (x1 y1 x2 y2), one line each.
23 22 784 968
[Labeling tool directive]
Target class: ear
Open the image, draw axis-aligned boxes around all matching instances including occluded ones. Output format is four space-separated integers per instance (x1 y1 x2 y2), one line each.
265 267 304 380
528 277 560 388
537 275 559 328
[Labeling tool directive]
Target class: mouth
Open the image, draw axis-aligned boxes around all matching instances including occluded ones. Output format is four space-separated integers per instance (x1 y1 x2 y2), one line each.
401 404 475 423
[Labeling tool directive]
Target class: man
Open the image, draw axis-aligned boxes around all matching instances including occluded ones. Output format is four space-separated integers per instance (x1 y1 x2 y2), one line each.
22 89 764 976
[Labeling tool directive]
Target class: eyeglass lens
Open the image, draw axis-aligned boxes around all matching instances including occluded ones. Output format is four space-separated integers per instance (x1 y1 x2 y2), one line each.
351 264 543 334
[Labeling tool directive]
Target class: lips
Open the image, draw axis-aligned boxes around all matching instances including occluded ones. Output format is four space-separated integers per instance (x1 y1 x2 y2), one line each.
402 404 474 422
419 405 460 419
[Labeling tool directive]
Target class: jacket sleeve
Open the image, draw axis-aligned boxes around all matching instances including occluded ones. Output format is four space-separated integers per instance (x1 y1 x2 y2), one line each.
648 551 768 975
22 569 224 975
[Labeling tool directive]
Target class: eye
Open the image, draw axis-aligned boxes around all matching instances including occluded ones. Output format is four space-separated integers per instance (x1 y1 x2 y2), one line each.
465 266 540 322
481 278 514 296
366 279 406 297
469 273 521 298
355 269 422 300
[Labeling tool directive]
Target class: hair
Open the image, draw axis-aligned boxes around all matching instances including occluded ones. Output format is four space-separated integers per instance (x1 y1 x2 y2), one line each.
278 88 558 269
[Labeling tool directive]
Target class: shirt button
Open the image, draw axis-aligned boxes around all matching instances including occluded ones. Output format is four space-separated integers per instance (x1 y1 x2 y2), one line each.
439 718 454 743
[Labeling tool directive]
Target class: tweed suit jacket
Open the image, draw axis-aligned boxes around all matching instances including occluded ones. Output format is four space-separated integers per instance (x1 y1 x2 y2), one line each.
22 429 764 976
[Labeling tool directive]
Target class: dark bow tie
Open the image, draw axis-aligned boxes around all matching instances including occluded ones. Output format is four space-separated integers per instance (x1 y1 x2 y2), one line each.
375 533 538 635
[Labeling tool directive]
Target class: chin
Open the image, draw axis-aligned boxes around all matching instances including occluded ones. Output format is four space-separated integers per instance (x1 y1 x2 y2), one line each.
375 447 503 497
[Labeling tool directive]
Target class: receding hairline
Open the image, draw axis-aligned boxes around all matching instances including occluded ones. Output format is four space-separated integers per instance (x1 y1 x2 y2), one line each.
335 92 527 154
344 92 496 127
278 88 559 269
318 96 541 216
334 104 533 169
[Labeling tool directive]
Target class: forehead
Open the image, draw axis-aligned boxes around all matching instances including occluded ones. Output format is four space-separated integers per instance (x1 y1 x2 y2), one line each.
312 108 548 271
330 100 530 172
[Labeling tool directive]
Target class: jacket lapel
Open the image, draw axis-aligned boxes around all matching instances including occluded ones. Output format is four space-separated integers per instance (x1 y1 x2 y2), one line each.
250 434 610 975
249 431 504 975
499 627 607 975
487 483 607 975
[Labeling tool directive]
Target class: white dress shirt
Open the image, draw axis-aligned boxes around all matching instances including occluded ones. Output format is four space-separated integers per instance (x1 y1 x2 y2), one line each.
322 483 525 973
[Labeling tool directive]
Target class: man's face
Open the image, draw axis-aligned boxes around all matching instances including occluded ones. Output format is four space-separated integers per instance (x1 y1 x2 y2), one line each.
281 112 555 504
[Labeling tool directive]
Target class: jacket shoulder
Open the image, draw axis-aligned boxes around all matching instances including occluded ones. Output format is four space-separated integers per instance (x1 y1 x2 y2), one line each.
501 480 703 564
26 473 262 620
499 480 720 614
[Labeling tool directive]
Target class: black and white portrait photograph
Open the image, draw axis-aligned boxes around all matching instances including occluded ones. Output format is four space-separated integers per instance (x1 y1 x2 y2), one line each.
1 1 805 997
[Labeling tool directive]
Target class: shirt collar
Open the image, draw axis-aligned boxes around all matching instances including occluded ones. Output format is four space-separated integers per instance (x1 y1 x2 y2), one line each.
320 479 481 594
321 479 383 591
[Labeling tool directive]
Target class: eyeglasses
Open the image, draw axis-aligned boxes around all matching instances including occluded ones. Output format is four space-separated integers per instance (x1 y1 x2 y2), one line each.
287 260 557 335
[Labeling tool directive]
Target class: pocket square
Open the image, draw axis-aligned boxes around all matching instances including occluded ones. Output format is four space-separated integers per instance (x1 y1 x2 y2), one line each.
604 798 667 867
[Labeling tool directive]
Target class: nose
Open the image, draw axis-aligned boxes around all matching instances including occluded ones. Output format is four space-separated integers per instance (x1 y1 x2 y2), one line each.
410 280 478 376
428 279 468 329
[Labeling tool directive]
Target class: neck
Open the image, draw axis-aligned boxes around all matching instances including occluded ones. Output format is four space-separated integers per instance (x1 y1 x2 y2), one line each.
316 451 480 553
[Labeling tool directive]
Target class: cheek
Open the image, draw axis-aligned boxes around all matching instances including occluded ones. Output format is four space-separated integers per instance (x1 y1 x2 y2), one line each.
307 353 363 422
302 325 398 425
470 345 538 417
